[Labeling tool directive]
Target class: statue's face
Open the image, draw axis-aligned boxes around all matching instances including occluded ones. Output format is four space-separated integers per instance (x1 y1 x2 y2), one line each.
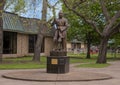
59 13 63 18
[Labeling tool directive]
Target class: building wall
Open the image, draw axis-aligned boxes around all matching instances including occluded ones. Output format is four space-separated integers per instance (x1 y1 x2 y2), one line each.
67 42 72 51
3 33 29 58
3 33 49 58
66 42 87 53
3 34 87 58
81 42 86 48
44 37 53 56
17 33 28 56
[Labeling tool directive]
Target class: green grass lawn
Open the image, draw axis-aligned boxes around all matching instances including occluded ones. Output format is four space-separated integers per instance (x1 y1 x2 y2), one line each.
69 53 120 68
70 58 96 63
0 56 46 69
76 63 110 68
0 53 119 69
0 62 46 69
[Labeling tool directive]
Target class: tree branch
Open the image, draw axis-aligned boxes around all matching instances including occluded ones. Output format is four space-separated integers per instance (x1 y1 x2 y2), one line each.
86 20 102 36
4 0 14 10
110 22 120 36
63 0 86 21
99 0 110 22
63 0 102 36
72 0 86 9
47 1 59 18
47 1 59 8
46 16 54 24
105 10 120 33
110 10 120 25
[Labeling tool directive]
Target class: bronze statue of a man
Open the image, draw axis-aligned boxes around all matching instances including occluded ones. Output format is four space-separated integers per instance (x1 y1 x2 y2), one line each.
52 11 68 51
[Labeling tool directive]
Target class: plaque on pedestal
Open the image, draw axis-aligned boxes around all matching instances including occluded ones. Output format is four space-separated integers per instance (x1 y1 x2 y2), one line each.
47 51 69 74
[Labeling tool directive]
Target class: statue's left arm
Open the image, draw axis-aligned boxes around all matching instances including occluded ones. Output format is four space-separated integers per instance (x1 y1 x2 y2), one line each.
65 19 69 29
61 18 69 32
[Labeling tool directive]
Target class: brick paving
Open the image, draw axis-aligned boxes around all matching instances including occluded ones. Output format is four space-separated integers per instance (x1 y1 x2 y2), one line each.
0 61 120 85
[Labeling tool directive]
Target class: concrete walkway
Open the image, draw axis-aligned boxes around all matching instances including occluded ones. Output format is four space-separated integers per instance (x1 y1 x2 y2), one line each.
0 61 120 85
2 70 112 82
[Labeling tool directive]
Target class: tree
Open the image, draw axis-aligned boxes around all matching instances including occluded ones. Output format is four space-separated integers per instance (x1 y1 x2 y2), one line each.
63 0 120 63
0 0 6 63
33 0 60 62
62 5 100 59
33 0 48 62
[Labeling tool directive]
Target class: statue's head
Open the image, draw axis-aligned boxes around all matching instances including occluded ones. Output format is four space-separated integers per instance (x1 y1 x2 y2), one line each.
59 10 63 18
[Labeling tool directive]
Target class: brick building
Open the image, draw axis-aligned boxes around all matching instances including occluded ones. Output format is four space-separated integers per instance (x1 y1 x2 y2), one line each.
2 12 54 58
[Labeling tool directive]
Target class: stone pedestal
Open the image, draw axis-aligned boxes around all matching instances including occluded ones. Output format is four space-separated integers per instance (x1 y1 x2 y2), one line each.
47 51 69 74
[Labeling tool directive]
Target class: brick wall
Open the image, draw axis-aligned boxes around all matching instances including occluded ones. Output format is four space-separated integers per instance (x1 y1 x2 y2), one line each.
3 33 29 58
3 34 54 58
44 37 53 56
17 33 28 57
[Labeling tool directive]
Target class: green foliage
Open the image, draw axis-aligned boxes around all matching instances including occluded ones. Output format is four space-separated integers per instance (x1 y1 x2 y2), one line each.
63 5 89 41
14 0 25 13
5 0 25 13
62 0 120 45
63 2 100 44
113 34 120 46
106 0 120 16
109 33 120 48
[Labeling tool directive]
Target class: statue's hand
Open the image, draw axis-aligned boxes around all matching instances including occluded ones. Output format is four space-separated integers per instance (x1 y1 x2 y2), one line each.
60 27 67 32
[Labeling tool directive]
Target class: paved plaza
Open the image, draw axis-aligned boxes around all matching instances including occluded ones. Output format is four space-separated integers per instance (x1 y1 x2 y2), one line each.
0 61 120 85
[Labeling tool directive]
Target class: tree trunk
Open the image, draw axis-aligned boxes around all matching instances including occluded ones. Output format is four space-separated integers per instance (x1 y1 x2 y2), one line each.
33 24 44 62
0 27 3 63
86 32 91 59
33 0 47 62
114 48 117 58
96 37 109 63
0 0 5 63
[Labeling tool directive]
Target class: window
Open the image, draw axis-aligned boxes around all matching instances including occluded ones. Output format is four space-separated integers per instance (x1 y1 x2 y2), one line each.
29 35 44 53
3 32 17 54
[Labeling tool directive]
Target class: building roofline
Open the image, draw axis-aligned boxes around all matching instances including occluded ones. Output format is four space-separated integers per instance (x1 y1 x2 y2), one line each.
3 11 18 16
19 16 41 20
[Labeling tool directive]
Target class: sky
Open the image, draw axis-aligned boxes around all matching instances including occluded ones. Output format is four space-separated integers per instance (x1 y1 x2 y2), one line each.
5 0 62 20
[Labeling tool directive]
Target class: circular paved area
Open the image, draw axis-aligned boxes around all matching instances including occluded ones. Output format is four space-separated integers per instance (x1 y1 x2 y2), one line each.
2 70 112 82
